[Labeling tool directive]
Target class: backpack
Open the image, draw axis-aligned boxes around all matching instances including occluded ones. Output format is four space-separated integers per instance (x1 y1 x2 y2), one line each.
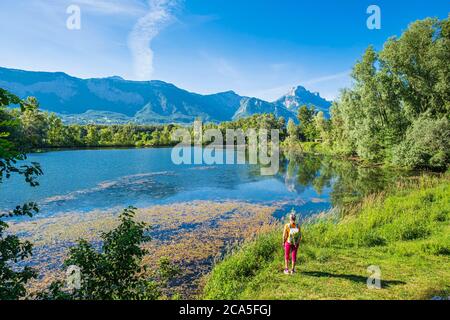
288 224 301 245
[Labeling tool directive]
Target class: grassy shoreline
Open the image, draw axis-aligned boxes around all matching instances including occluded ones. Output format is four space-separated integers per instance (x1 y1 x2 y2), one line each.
203 174 450 300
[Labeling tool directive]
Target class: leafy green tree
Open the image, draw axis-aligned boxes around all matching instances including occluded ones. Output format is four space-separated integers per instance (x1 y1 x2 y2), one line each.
62 125 85 147
330 15 450 168
0 88 42 300
314 111 330 143
287 118 298 141
380 17 450 118
46 113 69 147
83 125 100 147
297 105 319 141
277 116 287 141
19 98 49 148
99 127 113 146
111 124 136 146
297 105 315 124
159 126 172 146
67 207 154 300
149 129 161 146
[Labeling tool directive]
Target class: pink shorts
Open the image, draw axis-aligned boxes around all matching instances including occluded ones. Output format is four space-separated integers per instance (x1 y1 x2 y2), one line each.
284 242 298 262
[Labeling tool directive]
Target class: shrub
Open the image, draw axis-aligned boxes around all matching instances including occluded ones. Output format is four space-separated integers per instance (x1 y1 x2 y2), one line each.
422 241 450 256
431 209 448 222
360 232 387 247
397 222 431 241
392 116 450 170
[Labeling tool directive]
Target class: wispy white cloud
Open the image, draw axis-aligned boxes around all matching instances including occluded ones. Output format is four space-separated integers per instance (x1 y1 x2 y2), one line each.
128 0 179 80
248 84 291 102
207 57 240 79
302 70 351 86
180 13 220 26
269 63 289 73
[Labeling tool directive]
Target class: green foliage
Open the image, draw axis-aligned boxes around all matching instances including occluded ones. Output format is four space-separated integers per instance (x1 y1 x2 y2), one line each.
283 118 300 147
306 179 449 248
0 88 43 300
393 116 450 170
329 16 450 169
19 98 49 148
0 204 39 300
314 111 330 143
286 118 297 139
219 113 286 141
282 106 329 150
0 90 42 185
310 175 450 251
297 105 320 142
59 207 159 300
38 207 179 300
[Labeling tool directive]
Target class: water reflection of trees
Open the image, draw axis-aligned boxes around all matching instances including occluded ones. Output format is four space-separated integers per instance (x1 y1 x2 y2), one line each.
280 152 408 207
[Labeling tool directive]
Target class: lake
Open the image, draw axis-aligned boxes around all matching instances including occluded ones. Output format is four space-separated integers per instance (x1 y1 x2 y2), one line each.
1 147 339 219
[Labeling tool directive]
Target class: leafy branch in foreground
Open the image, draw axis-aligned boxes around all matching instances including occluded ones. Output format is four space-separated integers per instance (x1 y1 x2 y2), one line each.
0 88 43 300
39 207 179 300
0 204 40 300
0 89 43 186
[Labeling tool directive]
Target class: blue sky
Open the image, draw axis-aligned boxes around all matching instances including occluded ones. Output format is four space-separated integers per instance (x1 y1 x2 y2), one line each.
0 0 448 101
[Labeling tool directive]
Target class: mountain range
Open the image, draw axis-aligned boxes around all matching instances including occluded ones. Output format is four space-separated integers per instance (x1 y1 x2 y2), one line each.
0 67 331 125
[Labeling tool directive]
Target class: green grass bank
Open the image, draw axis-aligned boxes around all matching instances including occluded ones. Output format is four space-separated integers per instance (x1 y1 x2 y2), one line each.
203 174 450 300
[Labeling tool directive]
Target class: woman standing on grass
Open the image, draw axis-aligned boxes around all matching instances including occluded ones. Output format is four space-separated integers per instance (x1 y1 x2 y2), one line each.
283 212 302 275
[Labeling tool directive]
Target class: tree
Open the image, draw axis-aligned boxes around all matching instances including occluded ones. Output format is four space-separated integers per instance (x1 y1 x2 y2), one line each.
286 118 298 142
297 105 319 142
149 129 161 146
314 111 330 144
19 97 49 148
0 88 42 300
380 17 450 118
330 15 450 169
277 116 287 141
99 127 113 146
47 113 67 147
84 125 101 147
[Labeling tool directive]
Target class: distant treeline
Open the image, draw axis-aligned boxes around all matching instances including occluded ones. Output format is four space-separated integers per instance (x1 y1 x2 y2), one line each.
0 95 288 150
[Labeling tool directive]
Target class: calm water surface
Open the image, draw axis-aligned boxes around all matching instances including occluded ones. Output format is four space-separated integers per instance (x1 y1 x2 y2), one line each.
0 147 402 220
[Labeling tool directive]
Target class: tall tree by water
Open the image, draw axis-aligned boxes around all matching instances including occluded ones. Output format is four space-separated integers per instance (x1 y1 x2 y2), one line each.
330 15 450 169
